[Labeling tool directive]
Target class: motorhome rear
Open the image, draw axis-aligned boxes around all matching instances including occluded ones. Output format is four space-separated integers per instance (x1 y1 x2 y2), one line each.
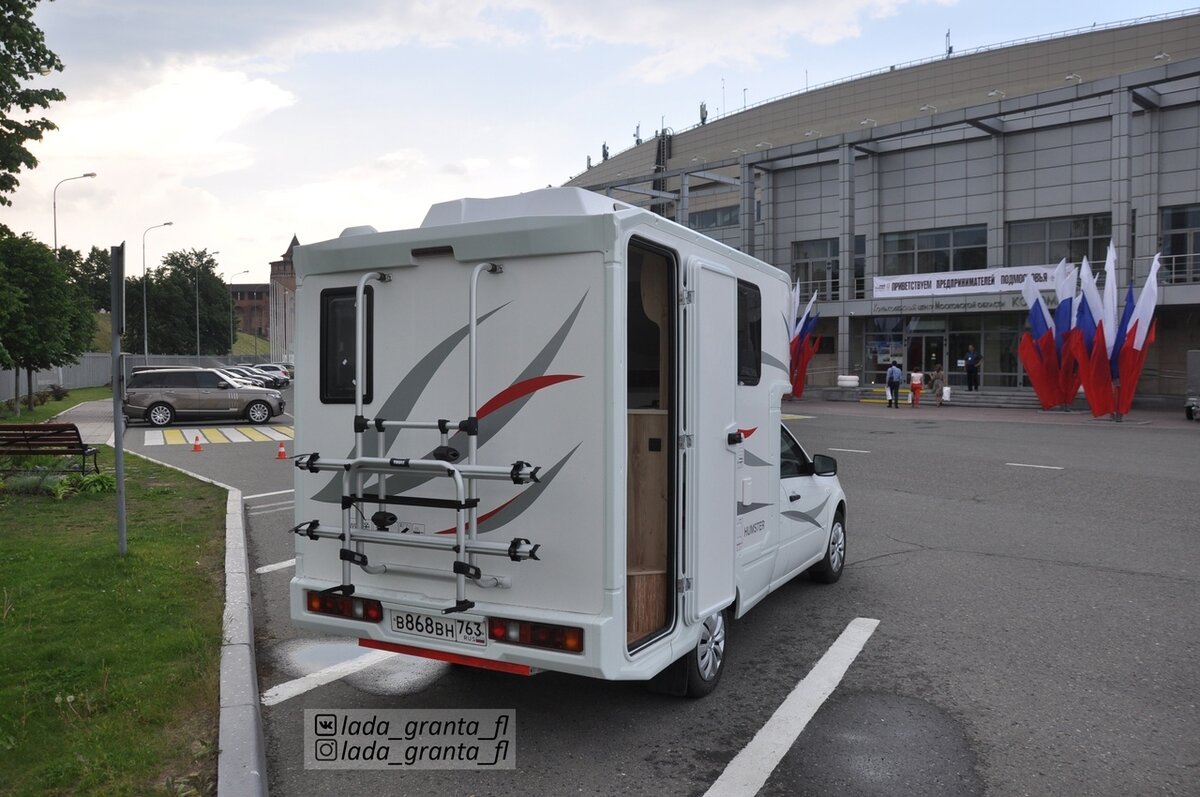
290 187 847 696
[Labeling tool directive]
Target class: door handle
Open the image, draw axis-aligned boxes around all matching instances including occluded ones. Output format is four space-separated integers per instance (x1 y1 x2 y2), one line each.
788 492 801 502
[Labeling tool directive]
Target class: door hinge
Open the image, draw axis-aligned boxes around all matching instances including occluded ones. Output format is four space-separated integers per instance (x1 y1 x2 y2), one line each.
679 289 694 306
678 434 693 449
676 577 692 593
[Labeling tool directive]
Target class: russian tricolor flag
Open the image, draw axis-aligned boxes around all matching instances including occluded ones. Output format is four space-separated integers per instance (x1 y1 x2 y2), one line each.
1018 263 1067 409
788 285 819 399
1073 244 1161 418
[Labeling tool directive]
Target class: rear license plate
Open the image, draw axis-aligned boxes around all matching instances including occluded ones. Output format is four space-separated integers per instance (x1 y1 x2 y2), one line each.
391 611 487 647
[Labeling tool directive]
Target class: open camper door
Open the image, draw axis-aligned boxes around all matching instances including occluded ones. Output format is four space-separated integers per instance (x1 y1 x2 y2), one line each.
685 259 738 623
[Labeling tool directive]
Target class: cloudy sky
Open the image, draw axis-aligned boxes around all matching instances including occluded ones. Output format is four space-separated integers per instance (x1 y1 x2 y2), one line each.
7 1 1195 282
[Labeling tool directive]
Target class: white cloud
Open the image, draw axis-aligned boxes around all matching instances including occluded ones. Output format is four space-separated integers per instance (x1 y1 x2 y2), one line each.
42 62 295 178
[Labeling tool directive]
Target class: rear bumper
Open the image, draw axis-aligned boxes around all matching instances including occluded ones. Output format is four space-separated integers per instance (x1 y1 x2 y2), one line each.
289 577 686 682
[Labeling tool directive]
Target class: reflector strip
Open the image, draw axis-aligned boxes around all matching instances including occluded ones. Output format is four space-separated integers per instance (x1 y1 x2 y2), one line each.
359 638 533 675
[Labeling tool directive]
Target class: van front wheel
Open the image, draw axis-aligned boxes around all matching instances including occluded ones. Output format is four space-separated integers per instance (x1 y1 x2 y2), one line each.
811 511 846 584
685 609 727 698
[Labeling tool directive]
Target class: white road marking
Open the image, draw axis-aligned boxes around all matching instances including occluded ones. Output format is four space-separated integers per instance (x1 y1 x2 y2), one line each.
144 430 164 446
1005 462 1064 470
248 499 294 510
257 427 291 441
255 558 296 574
223 428 252 443
704 617 880 797
243 489 295 500
829 448 870 454
260 650 395 706
782 414 813 420
248 506 294 517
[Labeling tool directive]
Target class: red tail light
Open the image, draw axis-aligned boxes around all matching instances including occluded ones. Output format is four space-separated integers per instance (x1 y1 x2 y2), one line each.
305 590 383 623
487 616 583 653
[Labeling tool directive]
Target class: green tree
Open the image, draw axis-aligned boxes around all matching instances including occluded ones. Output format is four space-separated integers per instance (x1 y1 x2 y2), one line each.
0 227 96 409
0 0 66 206
123 248 233 355
61 244 111 311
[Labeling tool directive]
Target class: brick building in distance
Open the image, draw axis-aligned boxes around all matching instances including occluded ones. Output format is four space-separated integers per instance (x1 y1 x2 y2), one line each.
227 235 298 362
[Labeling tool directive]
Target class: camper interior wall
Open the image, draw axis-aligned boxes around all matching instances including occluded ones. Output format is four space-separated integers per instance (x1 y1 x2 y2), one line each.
626 240 676 647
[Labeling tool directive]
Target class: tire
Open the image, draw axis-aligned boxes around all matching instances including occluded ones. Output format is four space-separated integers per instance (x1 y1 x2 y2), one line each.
811 510 846 584
684 609 728 698
246 401 273 424
146 402 175 427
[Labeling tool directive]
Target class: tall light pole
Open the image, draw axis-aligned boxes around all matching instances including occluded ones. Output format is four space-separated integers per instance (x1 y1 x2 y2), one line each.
142 221 173 361
197 251 220 358
226 269 249 353
52 172 96 257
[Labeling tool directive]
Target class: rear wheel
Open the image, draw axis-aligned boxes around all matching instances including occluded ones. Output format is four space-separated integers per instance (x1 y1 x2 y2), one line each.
684 609 727 698
147 403 174 427
246 401 272 424
811 511 846 584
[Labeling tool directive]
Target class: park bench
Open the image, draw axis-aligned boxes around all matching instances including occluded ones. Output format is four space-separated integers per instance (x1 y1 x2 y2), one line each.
0 423 99 474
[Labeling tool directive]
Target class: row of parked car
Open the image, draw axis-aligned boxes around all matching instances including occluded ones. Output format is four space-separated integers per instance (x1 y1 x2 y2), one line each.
123 363 294 427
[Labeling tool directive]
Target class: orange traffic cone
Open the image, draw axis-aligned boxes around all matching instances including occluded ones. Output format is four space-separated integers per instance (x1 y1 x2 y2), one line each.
192 435 203 452
276 441 288 460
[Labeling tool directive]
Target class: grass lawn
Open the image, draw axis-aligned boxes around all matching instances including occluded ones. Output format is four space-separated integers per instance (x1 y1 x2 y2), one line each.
0 446 225 795
0 386 114 425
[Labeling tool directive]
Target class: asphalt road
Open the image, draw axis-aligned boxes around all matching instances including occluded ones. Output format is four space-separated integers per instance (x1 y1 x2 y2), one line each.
127 395 1200 796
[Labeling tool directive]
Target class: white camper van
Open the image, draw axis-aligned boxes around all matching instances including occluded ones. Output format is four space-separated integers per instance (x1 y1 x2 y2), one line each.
289 187 847 696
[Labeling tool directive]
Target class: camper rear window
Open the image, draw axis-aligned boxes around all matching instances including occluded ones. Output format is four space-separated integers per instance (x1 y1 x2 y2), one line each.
320 287 373 404
736 280 761 386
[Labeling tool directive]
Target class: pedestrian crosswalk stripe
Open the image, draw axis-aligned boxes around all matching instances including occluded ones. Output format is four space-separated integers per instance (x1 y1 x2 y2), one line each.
142 426 295 445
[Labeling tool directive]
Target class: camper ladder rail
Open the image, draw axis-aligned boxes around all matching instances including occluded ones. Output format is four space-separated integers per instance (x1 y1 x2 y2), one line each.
295 452 541 614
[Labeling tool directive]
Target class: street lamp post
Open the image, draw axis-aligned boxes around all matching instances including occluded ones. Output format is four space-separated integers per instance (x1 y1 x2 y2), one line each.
198 251 219 358
142 221 173 361
52 172 96 257
226 270 249 352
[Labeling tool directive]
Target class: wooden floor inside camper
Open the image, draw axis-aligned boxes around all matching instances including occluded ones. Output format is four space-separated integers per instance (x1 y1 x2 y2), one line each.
626 241 674 647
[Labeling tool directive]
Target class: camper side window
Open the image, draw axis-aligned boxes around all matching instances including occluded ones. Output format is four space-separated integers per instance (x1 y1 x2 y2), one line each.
320 287 373 404
736 280 761 386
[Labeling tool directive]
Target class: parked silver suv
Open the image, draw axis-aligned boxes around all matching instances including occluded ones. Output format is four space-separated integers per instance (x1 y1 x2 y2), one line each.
123 368 285 427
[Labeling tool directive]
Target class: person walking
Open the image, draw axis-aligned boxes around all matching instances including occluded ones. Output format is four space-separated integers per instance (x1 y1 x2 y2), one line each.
910 366 925 407
885 360 903 408
964 344 981 391
930 364 946 406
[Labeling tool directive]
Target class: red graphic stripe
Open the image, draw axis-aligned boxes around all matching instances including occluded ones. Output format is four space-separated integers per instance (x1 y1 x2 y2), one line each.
435 495 520 535
738 426 758 440
477 374 581 418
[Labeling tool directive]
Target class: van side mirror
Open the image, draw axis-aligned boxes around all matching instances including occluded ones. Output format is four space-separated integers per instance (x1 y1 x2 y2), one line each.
217 381 230 390
812 454 838 477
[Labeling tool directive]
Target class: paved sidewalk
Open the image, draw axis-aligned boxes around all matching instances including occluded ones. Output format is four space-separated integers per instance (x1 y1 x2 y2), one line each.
52 398 120 445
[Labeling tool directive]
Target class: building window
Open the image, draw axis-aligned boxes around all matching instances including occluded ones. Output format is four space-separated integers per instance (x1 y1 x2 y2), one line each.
320 287 373 404
736 280 761 386
791 238 847 301
688 205 739 230
881 225 987 276
1007 214 1111 267
853 235 866 299
1161 205 1200 285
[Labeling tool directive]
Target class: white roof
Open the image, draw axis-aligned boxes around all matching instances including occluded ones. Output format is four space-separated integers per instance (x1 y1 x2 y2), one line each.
420 187 631 228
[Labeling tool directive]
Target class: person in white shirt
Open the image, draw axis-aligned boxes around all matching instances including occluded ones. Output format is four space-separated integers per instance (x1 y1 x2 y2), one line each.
910 368 925 407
